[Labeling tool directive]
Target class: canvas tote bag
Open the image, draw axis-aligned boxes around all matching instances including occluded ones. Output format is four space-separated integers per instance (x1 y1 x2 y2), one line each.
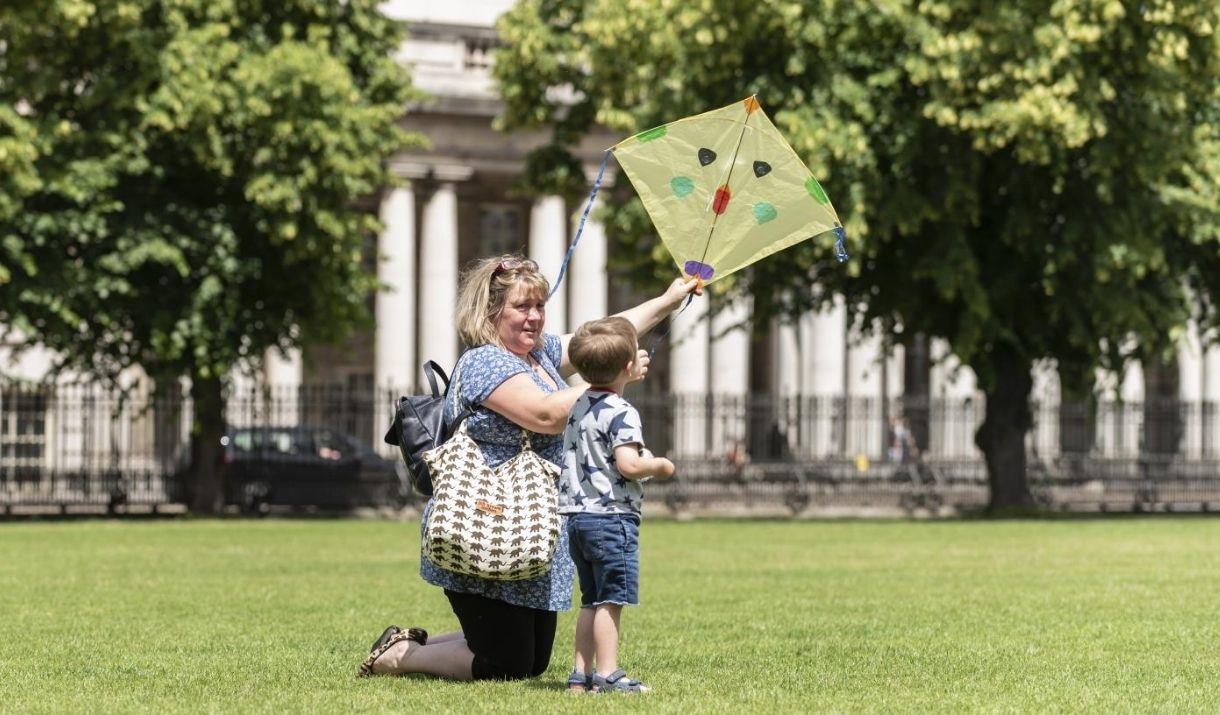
421 422 560 580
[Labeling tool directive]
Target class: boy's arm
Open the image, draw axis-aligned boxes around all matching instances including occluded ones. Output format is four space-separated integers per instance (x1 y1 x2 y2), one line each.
614 444 675 481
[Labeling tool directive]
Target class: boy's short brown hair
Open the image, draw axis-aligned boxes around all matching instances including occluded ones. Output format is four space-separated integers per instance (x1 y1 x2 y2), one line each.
569 317 638 385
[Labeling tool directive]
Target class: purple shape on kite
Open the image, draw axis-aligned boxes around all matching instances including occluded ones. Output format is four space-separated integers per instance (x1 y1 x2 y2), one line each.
684 261 715 280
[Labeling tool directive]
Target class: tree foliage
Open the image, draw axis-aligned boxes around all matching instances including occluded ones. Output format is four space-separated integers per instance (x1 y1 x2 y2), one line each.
0 0 419 510
495 0 1220 509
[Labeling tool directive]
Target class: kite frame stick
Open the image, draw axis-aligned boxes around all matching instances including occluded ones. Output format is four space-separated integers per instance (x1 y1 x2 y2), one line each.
690 97 754 277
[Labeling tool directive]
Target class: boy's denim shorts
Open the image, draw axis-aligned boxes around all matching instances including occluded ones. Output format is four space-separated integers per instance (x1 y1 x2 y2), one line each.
566 512 640 608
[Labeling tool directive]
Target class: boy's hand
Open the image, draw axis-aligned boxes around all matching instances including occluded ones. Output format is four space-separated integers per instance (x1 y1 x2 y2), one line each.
627 349 650 383
655 457 676 480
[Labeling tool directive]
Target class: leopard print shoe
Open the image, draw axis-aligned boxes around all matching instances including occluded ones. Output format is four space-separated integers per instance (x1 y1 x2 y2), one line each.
369 626 428 654
357 629 427 678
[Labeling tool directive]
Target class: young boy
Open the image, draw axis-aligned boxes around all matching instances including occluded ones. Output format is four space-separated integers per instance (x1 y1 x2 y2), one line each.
558 316 676 694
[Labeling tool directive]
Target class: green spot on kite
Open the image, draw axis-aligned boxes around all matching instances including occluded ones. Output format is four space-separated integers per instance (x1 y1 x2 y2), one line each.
671 176 694 198
636 126 668 143
753 202 777 224
805 176 829 205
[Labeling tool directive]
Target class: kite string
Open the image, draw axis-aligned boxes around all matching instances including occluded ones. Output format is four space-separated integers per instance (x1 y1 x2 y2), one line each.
548 149 612 300
647 293 695 360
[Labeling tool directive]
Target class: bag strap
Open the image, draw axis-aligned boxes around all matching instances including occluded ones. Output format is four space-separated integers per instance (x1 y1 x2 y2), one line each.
423 361 449 398
447 352 474 425
449 353 465 404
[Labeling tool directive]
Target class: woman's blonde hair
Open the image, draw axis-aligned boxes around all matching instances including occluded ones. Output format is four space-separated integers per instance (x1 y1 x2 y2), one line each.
455 254 551 348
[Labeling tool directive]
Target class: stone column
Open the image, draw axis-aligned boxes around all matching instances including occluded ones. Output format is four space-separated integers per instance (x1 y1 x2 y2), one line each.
670 303 710 458
810 297 847 396
371 182 417 454
375 185 416 394
568 169 609 331
1178 322 1204 458
1029 360 1060 460
1093 368 1118 457
418 166 471 374
930 338 978 457
807 297 846 456
710 298 750 456
775 318 801 397
1119 362 1145 457
879 343 905 462
710 299 750 396
264 347 302 427
846 324 884 459
530 195 569 334
790 309 819 456
1095 361 1144 458
227 361 260 429
769 315 803 460
1204 344 1220 456
564 180 608 388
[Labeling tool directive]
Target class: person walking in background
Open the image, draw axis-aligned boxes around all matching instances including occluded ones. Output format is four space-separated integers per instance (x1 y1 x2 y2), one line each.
558 317 675 693
726 437 750 480
359 255 696 682
888 415 919 465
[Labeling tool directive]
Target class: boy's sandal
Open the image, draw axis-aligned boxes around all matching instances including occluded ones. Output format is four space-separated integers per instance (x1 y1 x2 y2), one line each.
357 630 426 678
567 669 592 693
369 625 428 654
591 669 650 693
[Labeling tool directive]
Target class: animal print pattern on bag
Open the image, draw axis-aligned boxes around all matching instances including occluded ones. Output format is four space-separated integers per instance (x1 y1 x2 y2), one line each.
421 423 560 581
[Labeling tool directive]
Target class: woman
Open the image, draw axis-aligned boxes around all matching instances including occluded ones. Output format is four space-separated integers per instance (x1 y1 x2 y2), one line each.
360 254 696 680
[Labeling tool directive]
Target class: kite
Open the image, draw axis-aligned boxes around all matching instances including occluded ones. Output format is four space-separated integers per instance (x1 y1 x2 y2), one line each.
552 95 846 298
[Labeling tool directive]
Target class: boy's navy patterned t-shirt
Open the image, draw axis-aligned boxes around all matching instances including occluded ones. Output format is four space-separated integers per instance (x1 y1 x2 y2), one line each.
558 389 646 515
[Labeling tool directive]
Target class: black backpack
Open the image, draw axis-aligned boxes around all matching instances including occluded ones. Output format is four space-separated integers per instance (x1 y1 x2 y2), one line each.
383 360 470 497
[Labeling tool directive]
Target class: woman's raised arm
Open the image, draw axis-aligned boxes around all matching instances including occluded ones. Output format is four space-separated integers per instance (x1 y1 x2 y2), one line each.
557 277 699 378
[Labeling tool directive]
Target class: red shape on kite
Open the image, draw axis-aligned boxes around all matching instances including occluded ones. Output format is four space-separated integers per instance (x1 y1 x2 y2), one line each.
712 185 731 214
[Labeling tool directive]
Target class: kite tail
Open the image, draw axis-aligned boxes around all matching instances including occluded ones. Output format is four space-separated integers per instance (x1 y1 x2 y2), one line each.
833 226 849 263
548 149 612 300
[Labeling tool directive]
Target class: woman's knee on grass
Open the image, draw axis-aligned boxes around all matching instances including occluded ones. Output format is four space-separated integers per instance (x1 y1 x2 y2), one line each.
528 649 552 678
475 637 552 680
475 653 538 681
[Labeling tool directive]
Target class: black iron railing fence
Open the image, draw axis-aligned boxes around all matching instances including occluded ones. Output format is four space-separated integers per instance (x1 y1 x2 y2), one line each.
2 381 1219 512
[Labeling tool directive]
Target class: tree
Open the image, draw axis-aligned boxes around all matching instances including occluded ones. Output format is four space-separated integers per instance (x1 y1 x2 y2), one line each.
0 0 420 513
494 0 1220 510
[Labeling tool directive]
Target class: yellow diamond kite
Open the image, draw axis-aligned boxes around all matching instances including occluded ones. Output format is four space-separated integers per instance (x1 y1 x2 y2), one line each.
611 95 847 287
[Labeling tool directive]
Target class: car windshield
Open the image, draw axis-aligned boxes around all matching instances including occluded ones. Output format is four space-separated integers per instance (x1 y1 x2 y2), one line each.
230 429 312 455
228 428 379 460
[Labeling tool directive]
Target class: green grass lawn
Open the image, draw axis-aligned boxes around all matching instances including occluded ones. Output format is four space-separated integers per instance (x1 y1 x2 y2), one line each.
2 517 1218 713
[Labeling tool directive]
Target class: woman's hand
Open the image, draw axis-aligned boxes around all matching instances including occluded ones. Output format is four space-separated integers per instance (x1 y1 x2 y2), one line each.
627 349 650 383
661 277 701 310
611 276 703 340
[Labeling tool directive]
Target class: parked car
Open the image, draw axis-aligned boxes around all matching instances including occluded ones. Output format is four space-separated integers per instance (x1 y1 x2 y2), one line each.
221 426 409 514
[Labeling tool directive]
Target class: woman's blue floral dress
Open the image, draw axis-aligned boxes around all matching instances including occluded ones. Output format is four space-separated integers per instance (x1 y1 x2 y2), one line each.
419 333 573 611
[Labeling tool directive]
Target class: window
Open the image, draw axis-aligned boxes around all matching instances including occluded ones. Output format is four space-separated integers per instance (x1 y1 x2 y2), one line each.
477 204 523 257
